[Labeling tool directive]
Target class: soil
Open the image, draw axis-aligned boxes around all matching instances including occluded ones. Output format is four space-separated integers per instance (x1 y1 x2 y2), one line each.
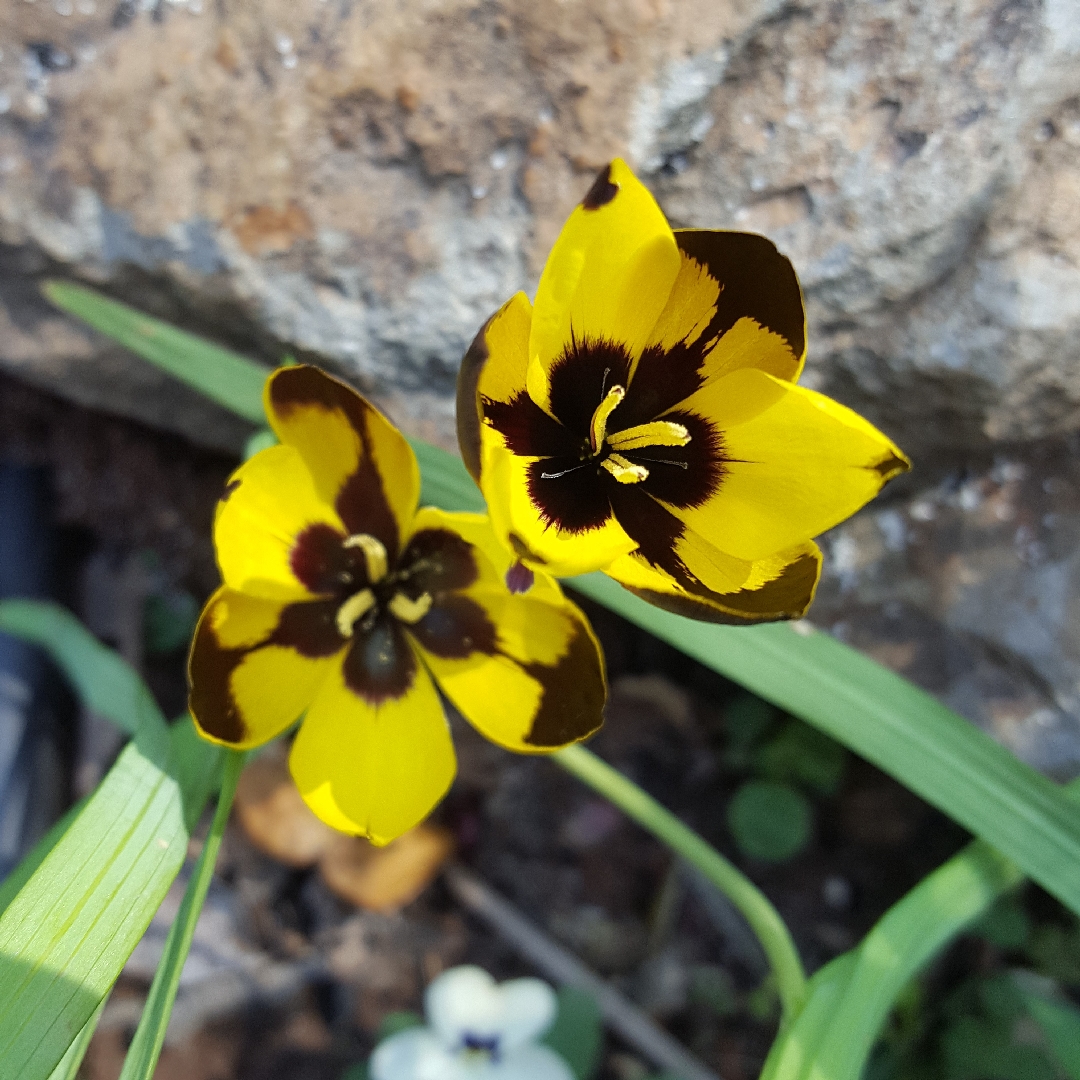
0 372 1068 1080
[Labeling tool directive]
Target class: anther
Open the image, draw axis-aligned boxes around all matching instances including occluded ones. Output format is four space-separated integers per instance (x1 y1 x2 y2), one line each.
601 453 649 484
343 533 388 583
336 589 376 638
388 591 433 624
588 384 625 454
606 420 690 452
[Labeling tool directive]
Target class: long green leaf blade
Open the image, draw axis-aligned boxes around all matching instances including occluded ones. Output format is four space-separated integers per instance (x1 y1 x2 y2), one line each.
0 609 221 1080
41 280 268 423
45 999 106 1080
0 601 166 739
118 751 243 1080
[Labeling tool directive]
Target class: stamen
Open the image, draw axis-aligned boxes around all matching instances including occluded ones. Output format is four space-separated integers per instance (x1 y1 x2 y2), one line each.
601 453 649 484
343 533 388 583
634 456 689 469
388 591 433 624
588 384 625 454
336 589 376 638
606 420 691 452
540 460 592 479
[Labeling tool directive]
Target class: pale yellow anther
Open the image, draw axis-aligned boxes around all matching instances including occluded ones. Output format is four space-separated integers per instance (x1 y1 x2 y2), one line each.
343 533 389 583
388 591 434 624
589 384 626 454
606 420 691 453
601 453 650 484
336 589 376 638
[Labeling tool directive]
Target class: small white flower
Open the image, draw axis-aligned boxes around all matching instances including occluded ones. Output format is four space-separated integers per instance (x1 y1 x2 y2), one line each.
371 966 575 1080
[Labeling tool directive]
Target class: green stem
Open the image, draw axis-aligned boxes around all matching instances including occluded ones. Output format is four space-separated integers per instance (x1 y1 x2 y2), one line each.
554 743 807 1021
117 749 245 1080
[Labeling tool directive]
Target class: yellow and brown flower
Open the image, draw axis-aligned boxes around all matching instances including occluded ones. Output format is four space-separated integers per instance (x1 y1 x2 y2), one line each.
457 158 909 624
189 365 605 845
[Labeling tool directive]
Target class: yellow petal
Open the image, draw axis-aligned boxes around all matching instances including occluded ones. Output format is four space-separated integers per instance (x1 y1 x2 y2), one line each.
671 369 910 560
606 541 821 624
265 365 419 557
526 159 681 416
215 444 344 601
457 292 533 483
675 229 806 384
416 585 605 752
188 587 338 748
289 650 455 845
480 439 637 577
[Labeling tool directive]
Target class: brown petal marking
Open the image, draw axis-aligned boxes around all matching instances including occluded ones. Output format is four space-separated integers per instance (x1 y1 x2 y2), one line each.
290 522 350 594
675 230 805 367
870 450 911 481
618 340 706 429
522 621 606 747
456 314 493 482
409 595 498 660
623 547 820 625
400 528 480 594
624 410 727 510
188 598 344 744
581 162 619 210
509 533 550 567
220 477 242 503
526 458 614 534
483 392 579 459
342 614 418 705
547 338 632 437
269 366 402 556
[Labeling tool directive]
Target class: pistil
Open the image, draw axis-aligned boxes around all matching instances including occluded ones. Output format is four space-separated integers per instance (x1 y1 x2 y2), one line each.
388 591 434 624
601 453 650 483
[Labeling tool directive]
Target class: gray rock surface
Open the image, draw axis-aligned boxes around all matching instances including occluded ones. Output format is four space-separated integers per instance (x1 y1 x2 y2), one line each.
1 0 1079 768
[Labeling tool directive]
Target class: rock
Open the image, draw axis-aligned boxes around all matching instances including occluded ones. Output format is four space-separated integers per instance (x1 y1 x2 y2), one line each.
0 0 1074 459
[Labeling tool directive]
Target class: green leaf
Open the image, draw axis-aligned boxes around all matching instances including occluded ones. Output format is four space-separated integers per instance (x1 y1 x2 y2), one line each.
569 572 1080 922
756 721 848 796
117 750 243 1080
0 799 86 918
542 986 603 1080
41 280 268 423
45 998 106 1080
376 1011 424 1043
1015 979 1080 1080
0 600 166 739
0 610 221 1080
792 840 1023 1080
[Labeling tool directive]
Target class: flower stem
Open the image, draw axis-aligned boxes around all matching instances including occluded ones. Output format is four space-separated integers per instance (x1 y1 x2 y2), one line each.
554 743 807 1022
117 749 245 1080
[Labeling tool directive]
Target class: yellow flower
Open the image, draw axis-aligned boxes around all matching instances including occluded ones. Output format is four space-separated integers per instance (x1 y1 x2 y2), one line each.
188 366 605 845
457 159 909 624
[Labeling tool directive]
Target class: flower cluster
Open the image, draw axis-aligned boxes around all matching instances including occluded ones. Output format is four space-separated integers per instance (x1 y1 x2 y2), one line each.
188 159 908 845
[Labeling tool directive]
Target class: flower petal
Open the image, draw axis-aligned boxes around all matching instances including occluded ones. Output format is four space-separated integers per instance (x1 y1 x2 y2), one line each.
265 365 419 558
415 586 605 752
492 1045 575 1080
481 441 637 577
215 444 345 601
457 291 535 482
677 229 806 384
425 967 557 1052
188 587 339 748
670 368 910 561
606 540 822 624
289 647 455 844
401 508 605 750
526 159 681 417
370 1029 461 1080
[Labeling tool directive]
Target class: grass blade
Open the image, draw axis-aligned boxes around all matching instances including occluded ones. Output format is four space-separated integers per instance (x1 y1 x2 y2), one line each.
45 999 106 1080
118 750 244 1080
41 280 268 423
